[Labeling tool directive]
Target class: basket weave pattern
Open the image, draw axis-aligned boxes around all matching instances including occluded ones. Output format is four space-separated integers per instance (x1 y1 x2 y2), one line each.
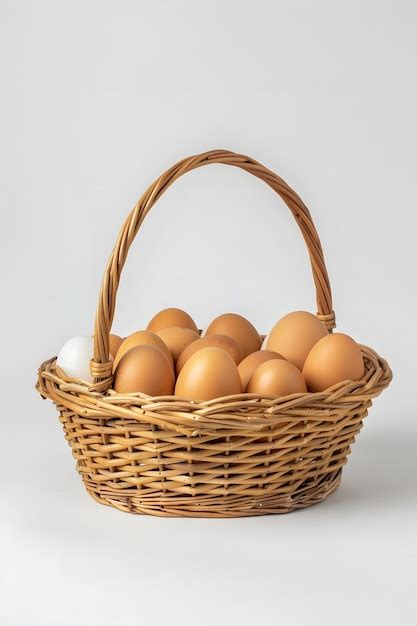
37 150 392 517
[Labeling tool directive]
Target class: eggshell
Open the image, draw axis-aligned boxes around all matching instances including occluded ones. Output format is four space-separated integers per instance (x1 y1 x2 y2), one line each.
147 308 198 333
176 334 243 374
109 334 123 358
56 336 94 383
266 311 328 370
113 344 175 395
205 314 261 358
238 350 285 391
302 333 365 392
113 330 173 371
175 347 242 401
155 327 199 364
247 359 307 396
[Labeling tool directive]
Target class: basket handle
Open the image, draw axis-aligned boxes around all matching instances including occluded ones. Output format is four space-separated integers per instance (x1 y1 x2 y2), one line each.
90 149 335 391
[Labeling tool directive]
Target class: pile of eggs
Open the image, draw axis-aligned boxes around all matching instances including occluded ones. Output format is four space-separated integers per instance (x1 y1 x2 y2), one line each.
56 308 365 401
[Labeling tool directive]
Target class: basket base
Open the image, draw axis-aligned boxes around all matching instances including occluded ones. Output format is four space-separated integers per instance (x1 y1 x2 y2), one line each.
83 469 342 518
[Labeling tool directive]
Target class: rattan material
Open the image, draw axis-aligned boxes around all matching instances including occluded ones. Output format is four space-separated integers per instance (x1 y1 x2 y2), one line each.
37 150 392 517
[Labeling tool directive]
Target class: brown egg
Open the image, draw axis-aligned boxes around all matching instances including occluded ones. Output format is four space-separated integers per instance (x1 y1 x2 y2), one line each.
113 344 175 395
238 350 285 391
266 311 328 370
113 330 173 371
155 327 199 365
205 314 261 358
302 333 365 392
247 359 307 396
109 334 123 358
176 334 243 374
147 308 198 333
175 347 242 401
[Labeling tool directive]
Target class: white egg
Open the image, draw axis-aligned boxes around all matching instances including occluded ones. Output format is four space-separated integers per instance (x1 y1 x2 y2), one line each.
261 334 269 350
56 336 94 382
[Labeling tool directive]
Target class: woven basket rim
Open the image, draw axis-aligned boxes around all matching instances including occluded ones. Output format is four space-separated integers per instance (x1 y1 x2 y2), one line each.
37 344 392 434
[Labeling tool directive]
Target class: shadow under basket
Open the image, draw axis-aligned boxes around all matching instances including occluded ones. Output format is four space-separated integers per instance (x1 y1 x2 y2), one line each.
37 150 392 517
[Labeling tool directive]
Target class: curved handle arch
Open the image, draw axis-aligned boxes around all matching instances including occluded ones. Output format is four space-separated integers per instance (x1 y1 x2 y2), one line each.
90 149 335 391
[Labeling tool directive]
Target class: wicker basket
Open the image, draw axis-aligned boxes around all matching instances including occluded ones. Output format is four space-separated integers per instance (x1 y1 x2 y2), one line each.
37 149 392 517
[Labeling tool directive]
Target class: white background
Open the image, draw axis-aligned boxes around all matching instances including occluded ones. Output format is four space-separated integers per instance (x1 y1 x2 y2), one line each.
1 1 416 625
